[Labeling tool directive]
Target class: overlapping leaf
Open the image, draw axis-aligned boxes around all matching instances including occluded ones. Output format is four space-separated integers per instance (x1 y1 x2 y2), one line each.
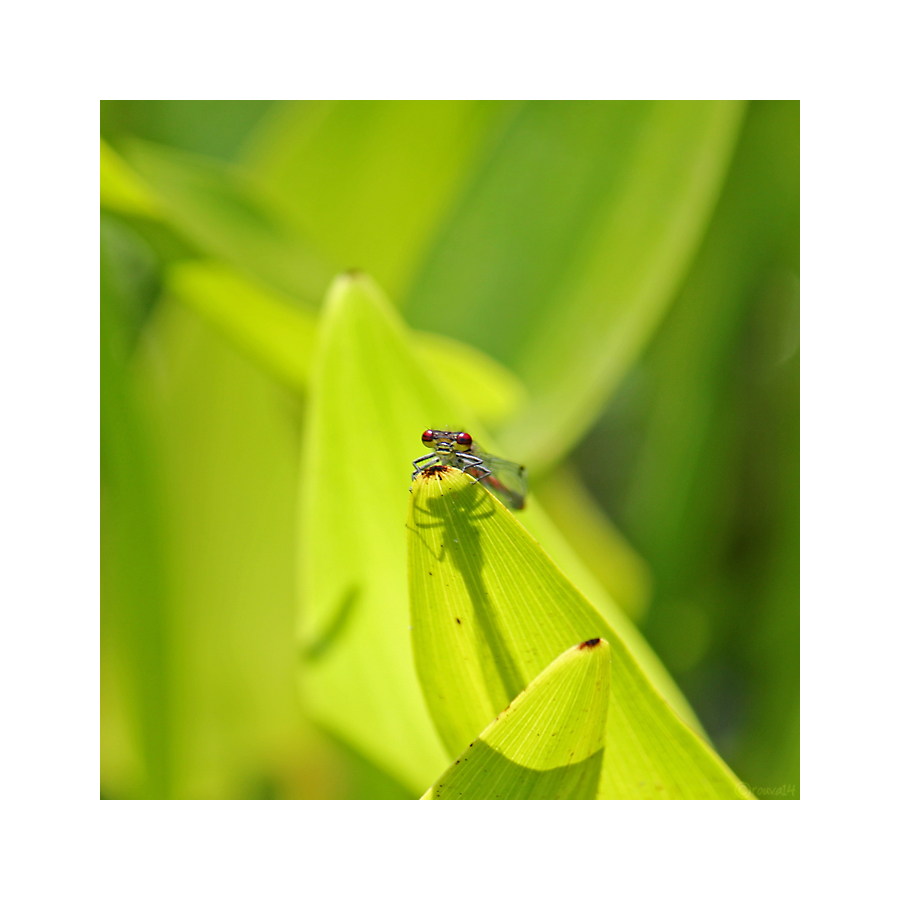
408 466 748 798
405 100 746 472
301 273 736 796
131 296 312 797
166 260 317 393
100 139 161 219
101 221 172 797
101 103 797 801
296 273 457 791
422 639 610 800
166 258 527 431
534 464 652 623
622 101 800 791
124 140 333 302
245 100 514 300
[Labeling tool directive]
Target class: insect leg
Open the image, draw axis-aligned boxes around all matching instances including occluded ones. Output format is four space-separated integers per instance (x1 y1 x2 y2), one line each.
460 460 492 483
411 452 438 482
456 453 485 473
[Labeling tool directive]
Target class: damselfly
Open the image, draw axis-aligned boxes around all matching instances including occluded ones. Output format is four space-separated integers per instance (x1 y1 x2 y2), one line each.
410 429 528 510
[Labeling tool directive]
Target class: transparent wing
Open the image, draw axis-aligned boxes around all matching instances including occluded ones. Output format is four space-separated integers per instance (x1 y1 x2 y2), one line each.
471 444 528 511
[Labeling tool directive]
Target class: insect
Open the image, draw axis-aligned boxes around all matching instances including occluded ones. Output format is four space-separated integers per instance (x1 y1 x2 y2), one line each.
410 429 528 510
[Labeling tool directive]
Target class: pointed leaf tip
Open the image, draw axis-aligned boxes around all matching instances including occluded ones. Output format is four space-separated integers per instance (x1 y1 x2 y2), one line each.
299 269 459 791
421 639 611 800
407 452 749 798
326 268 382 300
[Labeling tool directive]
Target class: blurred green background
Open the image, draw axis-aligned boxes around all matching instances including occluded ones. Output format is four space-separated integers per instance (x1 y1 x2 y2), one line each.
100 100 798 799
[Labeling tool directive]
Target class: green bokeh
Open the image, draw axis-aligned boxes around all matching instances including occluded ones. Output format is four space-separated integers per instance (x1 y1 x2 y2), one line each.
100 100 799 799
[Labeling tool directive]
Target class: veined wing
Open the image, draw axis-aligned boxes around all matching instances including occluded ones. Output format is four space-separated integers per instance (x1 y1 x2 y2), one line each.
472 443 528 511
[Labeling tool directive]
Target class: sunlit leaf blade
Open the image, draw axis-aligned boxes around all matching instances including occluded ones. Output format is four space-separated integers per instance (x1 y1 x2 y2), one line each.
101 140 161 218
534 464 651 623
162 261 696 741
408 466 749 798
516 497 705 736
422 639 610 800
405 101 745 471
101 220 173 797
166 260 523 420
246 100 514 299
301 271 707 790
621 102 800 792
124 140 334 302
413 331 528 428
166 260 317 392
132 297 314 797
297 272 460 791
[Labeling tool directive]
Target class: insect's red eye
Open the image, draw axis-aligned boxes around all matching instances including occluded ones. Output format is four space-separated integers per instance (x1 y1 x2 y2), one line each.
421 429 435 447
455 432 473 448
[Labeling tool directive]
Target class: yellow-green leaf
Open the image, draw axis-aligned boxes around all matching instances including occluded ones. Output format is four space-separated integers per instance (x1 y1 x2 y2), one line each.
166 261 526 428
131 297 311 797
408 466 749 799
124 140 333 302
413 331 528 428
422 639 610 800
246 100 514 300
101 221 172 796
534 464 651 622
516 497 705 735
296 272 457 791
100 139 161 218
406 101 746 471
166 260 316 392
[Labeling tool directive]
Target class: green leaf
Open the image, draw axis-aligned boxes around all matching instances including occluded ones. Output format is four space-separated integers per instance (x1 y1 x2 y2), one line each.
412 331 528 428
299 270 715 793
131 296 315 798
405 101 746 470
509 495 706 736
166 260 317 393
534 464 651 623
124 140 334 302
297 272 457 792
101 140 161 218
166 260 524 423
422 639 611 800
102 100 277 162
246 100 514 299
162 261 692 743
619 101 800 793
407 466 749 798
101 219 173 797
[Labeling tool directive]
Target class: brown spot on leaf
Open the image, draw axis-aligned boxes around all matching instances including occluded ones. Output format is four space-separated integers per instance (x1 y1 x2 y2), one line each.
579 637 601 649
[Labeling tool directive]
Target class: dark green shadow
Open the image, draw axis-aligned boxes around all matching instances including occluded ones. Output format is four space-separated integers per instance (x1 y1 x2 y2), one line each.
428 741 605 800
412 473 526 704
